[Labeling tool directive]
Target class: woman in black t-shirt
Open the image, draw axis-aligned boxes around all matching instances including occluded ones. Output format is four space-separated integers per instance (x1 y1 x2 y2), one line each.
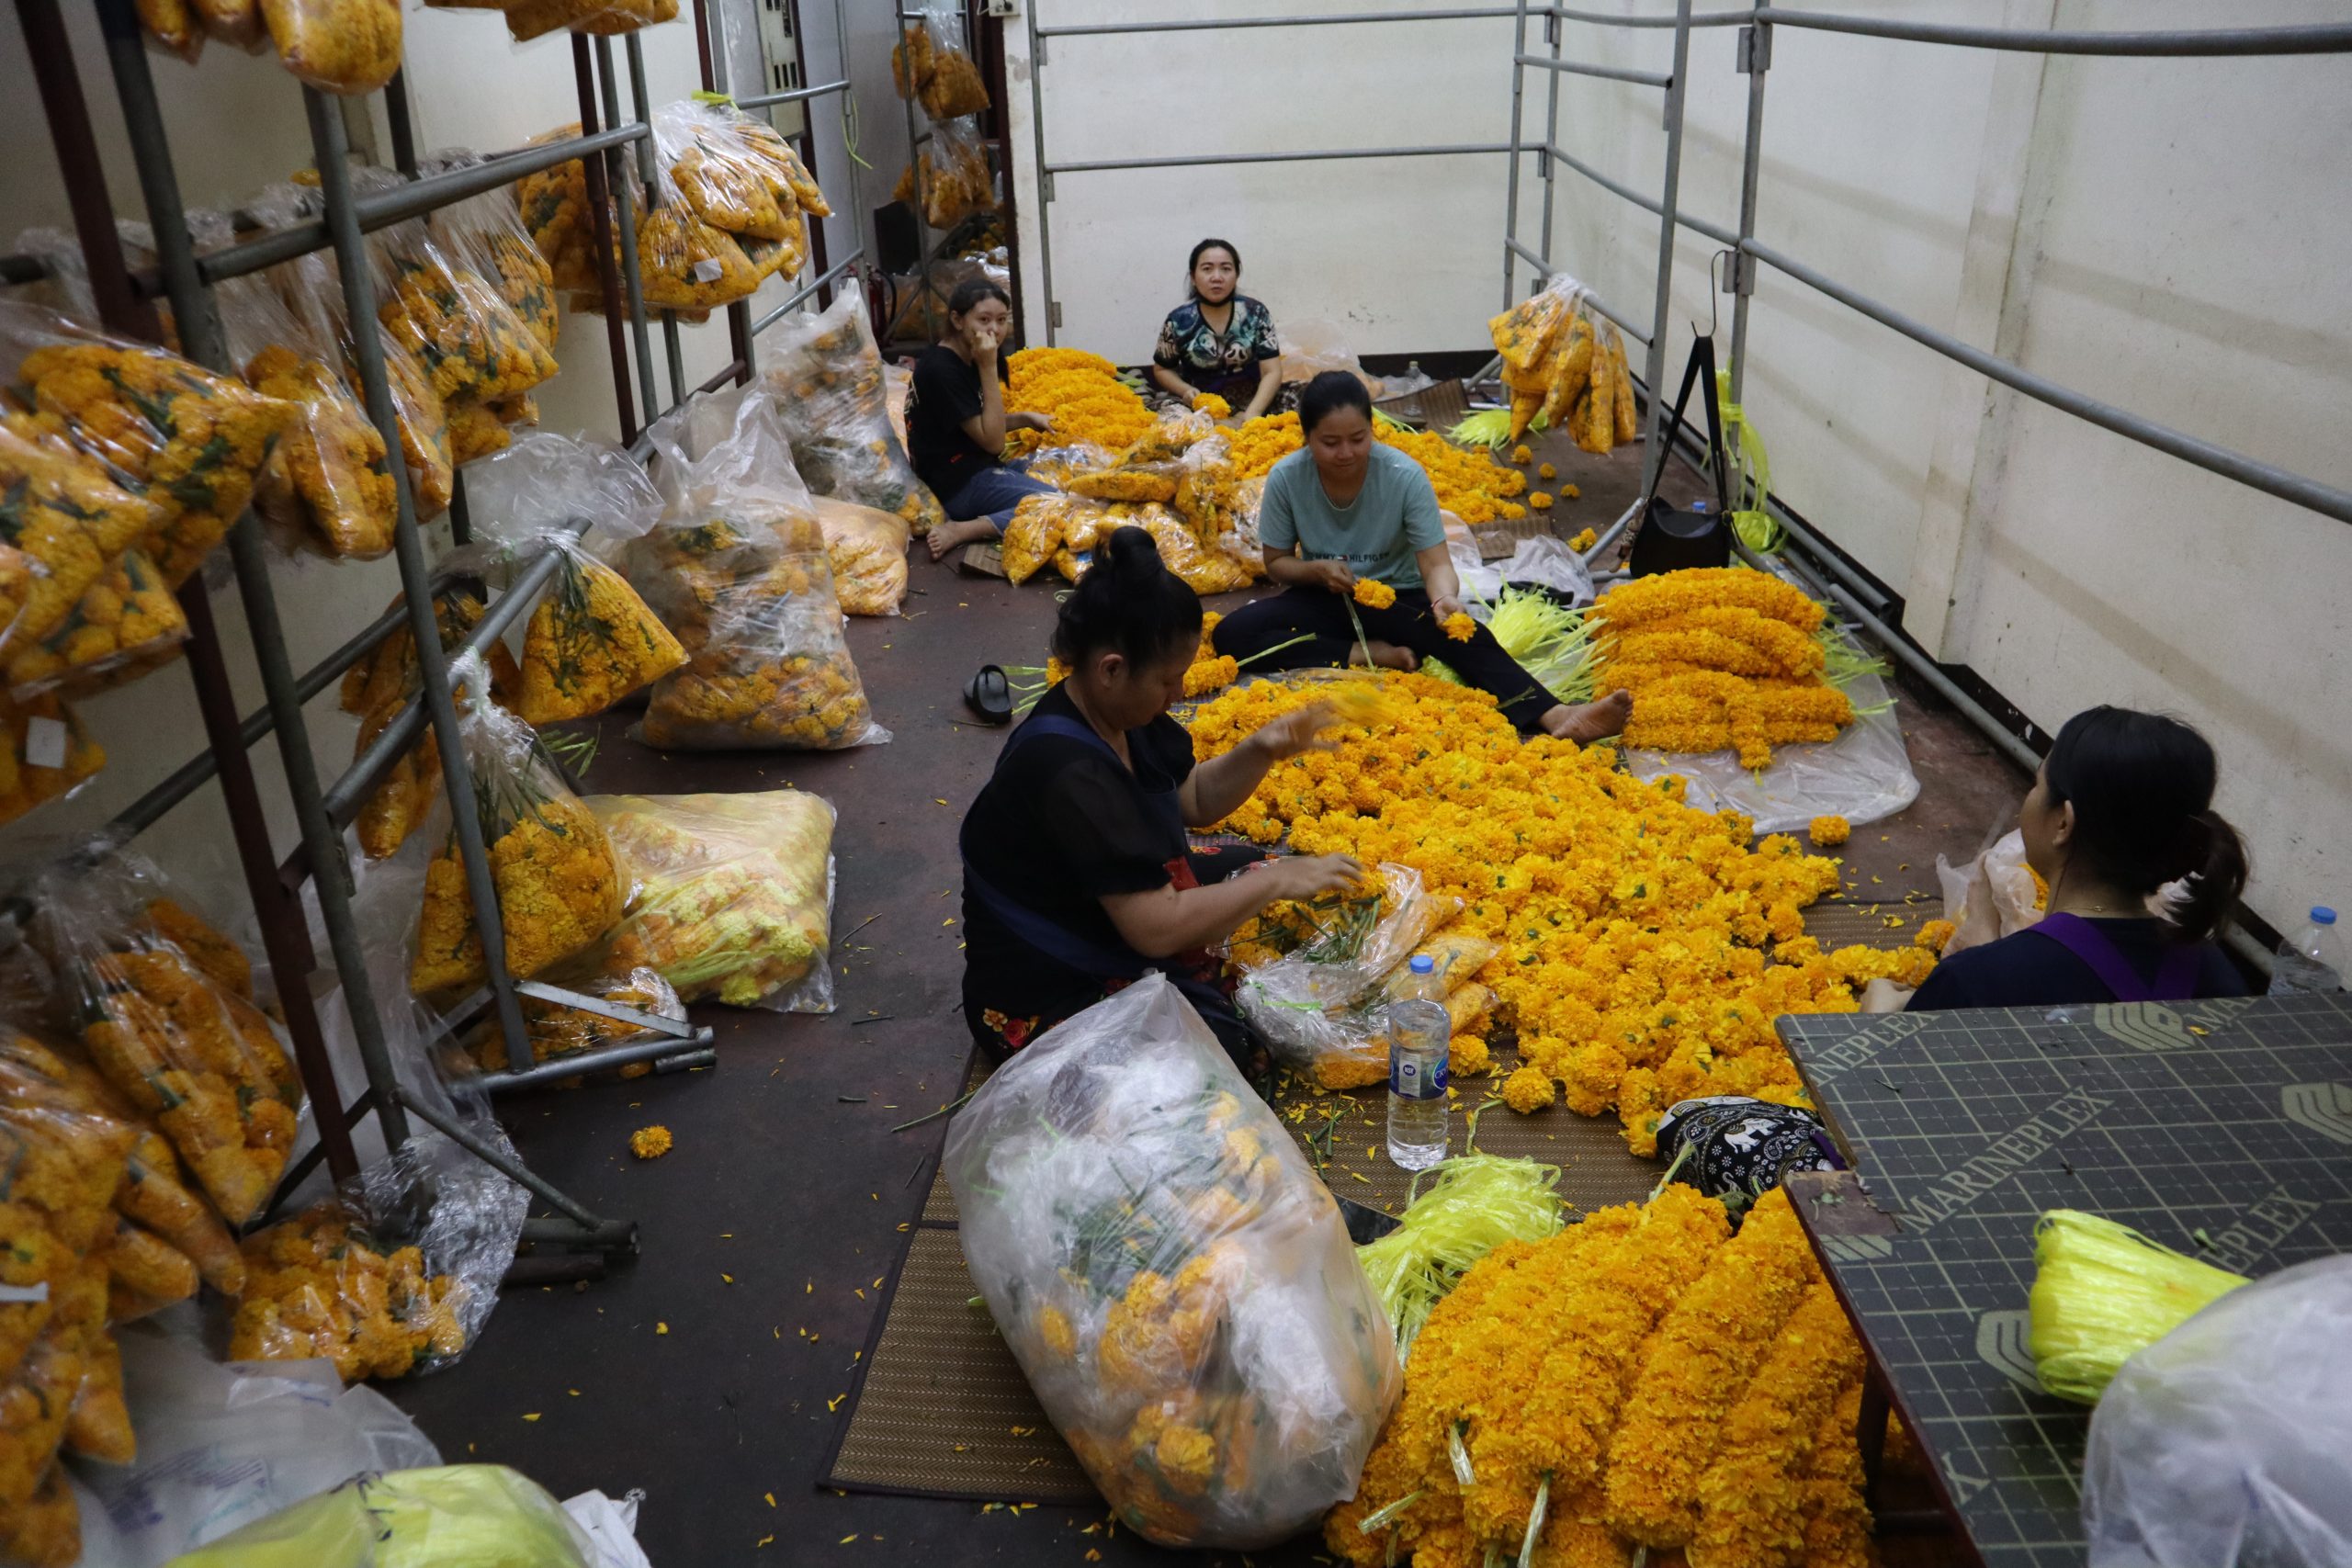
1909 706 2251 1010
959 526 1362 1070
907 277 1057 561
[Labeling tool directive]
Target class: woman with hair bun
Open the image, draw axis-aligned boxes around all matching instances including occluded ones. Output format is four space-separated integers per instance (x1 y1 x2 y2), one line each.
958 525 1363 1071
1908 705 2252 1010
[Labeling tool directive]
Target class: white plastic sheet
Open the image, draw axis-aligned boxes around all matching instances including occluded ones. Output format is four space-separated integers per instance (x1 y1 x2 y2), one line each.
2084 1255 2352 1568
1621 671 1920 833
69 1325 442 1567
1935 827 2044 955
1497 534 1595 605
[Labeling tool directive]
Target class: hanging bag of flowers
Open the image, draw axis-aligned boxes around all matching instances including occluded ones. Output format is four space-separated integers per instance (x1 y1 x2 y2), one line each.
408 649 629 995
340 591 523 862
757 276 944 536
29 849 303 1229
945 974 1402 1549
455 432 684 724
360 177 558 409
631 384 889 750
420 152 561 355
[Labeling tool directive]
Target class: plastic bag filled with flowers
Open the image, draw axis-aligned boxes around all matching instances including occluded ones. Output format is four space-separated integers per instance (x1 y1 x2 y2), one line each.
631 384 888 750
892 117 995 230
228 1189 472 1383
0 693 105 829
0 1027 140 1567
254 187 458 523
258 0 401 96
207 237 400 563
0 299 289 592
417 152 560 356
514 124 629 299
900 0 989 119
339 590 523 861
453 432 686 724
944 973 1402 1549
1232 862 1455 1084
360 178 559 411
0 1025 247 1325
650 98 813 250
28 850 302 1230
808 496 910 616
757 277 945 536
470 959 685 1077
409 650 629 995
495 0 676 44
575 787 836 1010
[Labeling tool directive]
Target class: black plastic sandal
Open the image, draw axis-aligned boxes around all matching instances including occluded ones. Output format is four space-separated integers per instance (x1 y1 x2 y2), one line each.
963 664 1013 726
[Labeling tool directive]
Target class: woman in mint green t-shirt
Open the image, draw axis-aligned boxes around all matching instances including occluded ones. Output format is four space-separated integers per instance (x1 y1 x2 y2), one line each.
1212 372 1632 741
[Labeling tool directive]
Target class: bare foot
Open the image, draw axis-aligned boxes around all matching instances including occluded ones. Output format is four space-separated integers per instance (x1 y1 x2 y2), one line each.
1540 688 1633 742
926 517 999 562
1350 639 1419 672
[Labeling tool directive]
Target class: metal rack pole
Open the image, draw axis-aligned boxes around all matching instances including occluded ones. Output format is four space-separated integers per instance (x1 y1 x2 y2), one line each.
1023 0 1055 343
622 31 688 411
300 93 539 1090
1638 0 1695 496
586 37 660 429
831 0 866 302
572 34 641 445
1725 0 1770 402
1535 4 1564 273
1502 0 1532 308
900 8 936 342
85 0 380 1175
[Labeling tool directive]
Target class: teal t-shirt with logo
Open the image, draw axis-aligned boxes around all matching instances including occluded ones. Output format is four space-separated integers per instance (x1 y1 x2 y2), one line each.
1258 445 1446 590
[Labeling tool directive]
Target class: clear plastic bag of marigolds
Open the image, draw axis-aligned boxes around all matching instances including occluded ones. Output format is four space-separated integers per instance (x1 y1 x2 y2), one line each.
0 297 291 593
1233 862 1458 1082
0 1016 141 1567
453 431 685 725
419 150 560 356
910 0 990 120
338 589 523 863
650 99 808 252
28 846 304 1230
944 974 1401 1550
213 229 399 564
756 276 945 536
253 183 457 521
632 384 889 750
259 0 402 96
360 178 558 411
407 649 631 997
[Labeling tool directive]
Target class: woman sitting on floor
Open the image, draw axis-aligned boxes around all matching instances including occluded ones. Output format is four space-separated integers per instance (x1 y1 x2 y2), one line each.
1212 371 1632 741
1148 237 1283 423
910 277 1058 560
958 525 1363 1073
1909 705 2251 1010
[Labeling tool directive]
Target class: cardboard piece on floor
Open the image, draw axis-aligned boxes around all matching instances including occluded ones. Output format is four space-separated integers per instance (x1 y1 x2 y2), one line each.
958 542 1006 578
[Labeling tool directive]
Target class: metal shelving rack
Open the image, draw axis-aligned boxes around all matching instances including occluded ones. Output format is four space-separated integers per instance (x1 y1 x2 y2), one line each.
7 0 868 1263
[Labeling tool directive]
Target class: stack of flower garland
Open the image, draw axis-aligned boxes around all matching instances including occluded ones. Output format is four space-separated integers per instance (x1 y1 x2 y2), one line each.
1187 673 1931 1155
1003 347 1156 454
1327 1184 1874 1568
1593 568 1860 769
1223 412 1530 525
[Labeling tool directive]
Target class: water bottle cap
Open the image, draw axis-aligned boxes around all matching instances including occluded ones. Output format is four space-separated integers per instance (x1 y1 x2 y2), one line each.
1409 955 1435 974
2314 907 2338 925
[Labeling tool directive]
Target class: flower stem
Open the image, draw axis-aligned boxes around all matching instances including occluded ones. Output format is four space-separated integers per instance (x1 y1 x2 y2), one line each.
1516 1473 1550 1568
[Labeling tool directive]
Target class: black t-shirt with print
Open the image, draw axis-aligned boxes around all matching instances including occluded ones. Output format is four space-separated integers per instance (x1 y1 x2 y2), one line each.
1907 919 2247 1011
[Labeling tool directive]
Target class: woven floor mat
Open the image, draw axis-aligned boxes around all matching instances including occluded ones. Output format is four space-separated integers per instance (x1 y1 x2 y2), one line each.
1804 895 1944 953
822 1225 1096 1504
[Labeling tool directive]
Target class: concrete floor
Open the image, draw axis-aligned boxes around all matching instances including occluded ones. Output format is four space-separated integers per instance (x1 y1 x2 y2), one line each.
385 420 2028 1566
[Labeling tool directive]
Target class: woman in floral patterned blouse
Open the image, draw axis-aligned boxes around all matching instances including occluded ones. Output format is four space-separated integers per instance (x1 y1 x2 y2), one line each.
1148 238 1283 420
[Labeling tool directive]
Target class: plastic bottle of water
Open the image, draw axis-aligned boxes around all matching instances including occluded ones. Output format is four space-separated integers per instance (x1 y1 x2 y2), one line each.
2268 906 2346 996
1386 955 1452 1171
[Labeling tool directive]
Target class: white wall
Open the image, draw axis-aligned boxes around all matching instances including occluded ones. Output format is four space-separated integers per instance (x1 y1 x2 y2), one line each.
0 0 865 897
1006 0 2352 934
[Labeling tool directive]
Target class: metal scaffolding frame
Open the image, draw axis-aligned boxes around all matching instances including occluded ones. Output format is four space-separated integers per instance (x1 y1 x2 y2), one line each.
1502 2 2352 973
7 0 868 1259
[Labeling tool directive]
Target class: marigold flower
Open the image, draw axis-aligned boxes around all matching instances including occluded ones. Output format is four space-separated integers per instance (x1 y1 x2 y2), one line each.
1538 462 1557 480
1500 1064 1555 1113
1190 391 1231 419
1915 918 1956 953
1808 815 1850 847
1352 579 1396 610
1440 611 1476 643
1528 491 1554 512
1510 444 1532 465
1569 527 1599 552
629 1124 673 1159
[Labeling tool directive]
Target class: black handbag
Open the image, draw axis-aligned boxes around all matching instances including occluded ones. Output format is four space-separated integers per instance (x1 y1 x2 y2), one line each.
1627 333 1733 578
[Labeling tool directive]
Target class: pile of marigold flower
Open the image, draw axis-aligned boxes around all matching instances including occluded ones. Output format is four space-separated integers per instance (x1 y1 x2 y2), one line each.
1327 1184 1874 1568
1187 672 1931 1154
1003 346 1156 454
1594 567 1858 770
1223 412 1529 525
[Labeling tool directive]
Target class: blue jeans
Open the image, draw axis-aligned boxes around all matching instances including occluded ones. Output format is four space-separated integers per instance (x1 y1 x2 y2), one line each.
945 461 1055 533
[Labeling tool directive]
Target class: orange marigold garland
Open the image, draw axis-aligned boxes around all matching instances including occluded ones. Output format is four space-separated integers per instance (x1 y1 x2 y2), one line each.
1329 1187 1876 1568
